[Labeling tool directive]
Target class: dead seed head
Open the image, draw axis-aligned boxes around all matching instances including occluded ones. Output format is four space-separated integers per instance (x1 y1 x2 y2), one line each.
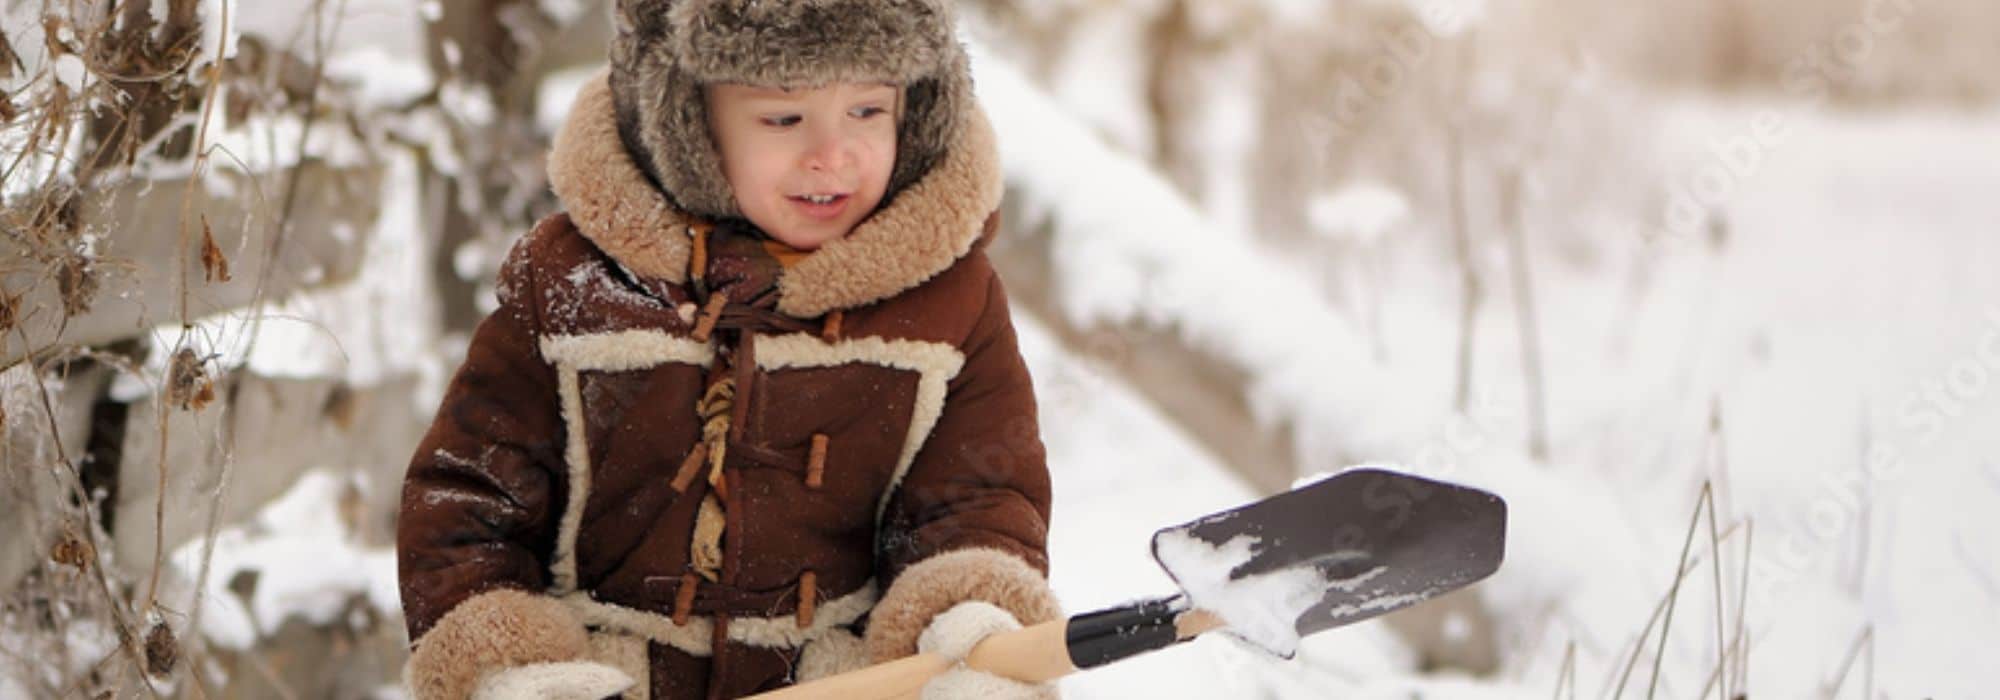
166 346 214 411
144 621 178 676
0 287 17 333
50 527 93 570
57 252 98 317
200 216 231 283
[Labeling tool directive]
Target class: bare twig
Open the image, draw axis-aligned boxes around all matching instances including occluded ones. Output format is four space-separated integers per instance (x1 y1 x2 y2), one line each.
1445 108 1479 412
172 0 232 327
52 647 122 699
14 326 164 699
1498 166 1548 460
147 0 228 622
1703 415 1730 700
1552 639 1577 700
241 645 306 700
1729 521 1753 697
120 0 157 42
164 0 203 42
1848 408 1873 598
1822 625 1874 699
1602 515 1745 700
1693 625 1750 700
1644 483 1713 699
185 1 354 685
245 0 345 333
1952 530 2000 602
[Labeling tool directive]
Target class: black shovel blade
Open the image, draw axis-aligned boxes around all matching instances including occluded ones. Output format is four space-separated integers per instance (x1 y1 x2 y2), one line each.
1149 467 1507 658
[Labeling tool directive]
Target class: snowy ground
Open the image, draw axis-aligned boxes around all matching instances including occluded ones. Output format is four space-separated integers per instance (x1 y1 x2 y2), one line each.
1025 93 2000 697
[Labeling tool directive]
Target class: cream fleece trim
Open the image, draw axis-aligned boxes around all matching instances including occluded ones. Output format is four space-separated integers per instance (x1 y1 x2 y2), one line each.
561 581 879 657
547 71 1002 316
404 589 591 700
864 548 1062 664
552 364 590 594
540 330 715 371
549 72 696 285
795 627 871 683
752 332 966 522
586 632 652 700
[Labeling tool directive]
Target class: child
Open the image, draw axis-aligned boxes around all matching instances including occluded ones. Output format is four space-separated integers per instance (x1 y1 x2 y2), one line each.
395 1 1059 698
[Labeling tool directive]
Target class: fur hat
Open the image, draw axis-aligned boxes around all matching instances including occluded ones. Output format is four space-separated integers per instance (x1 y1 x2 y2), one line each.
608 0 973 222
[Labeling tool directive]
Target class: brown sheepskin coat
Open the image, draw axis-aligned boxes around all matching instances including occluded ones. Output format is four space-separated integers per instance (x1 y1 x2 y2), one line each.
396 72 1059 700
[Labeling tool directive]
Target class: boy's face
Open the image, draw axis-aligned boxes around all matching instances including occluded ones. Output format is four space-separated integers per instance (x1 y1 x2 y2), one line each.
706 81 900 251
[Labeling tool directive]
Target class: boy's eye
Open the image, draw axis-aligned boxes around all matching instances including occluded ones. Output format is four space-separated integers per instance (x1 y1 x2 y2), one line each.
850 106 887 119
761 115 802 128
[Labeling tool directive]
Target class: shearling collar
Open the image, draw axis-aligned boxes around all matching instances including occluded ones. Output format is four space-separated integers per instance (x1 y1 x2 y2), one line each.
547 70 1004 319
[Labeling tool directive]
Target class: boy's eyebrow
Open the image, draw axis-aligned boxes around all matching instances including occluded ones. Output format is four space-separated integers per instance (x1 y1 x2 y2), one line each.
737 85 800 98
842 84 900 104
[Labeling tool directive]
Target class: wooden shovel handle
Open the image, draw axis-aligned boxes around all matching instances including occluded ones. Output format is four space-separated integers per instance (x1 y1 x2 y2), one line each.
745 618 1074 700
748 608 1227 699
742 651 950 700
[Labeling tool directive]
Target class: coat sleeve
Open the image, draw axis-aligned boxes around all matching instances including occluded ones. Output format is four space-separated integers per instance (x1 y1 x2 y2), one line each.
396 223 591 698
866 265 1061 662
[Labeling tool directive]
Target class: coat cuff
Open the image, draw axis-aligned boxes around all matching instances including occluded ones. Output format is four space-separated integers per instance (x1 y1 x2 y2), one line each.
865 548 1062 663
404 589 591 700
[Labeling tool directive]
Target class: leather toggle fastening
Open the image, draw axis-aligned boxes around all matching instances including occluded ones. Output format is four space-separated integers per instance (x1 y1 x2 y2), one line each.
796 570 818 629
805 434 829 489
820 310 843 343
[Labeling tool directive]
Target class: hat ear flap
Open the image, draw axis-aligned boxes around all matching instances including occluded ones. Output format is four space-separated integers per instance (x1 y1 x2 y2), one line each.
879 44 969 210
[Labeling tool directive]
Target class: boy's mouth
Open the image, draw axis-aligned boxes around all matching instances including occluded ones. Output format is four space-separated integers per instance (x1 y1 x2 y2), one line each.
788 193 851 220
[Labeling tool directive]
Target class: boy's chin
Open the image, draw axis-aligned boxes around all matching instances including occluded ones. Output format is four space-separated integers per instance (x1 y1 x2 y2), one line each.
765 222 849 251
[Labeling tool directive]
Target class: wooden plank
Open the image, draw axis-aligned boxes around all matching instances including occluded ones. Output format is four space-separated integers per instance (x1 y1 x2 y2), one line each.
1 161 382 368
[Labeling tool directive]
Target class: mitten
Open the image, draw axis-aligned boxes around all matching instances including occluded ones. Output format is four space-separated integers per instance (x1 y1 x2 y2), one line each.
913 602 1057 700
472 661 635 700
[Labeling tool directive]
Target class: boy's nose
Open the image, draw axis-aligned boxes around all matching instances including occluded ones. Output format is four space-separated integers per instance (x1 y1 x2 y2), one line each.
802 145 848 172
802 125 851 172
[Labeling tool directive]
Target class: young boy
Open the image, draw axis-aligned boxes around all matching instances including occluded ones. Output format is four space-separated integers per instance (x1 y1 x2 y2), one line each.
395 1 1059 698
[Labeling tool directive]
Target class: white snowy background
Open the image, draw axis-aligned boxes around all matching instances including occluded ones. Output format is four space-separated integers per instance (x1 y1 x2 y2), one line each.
3 0 1997 697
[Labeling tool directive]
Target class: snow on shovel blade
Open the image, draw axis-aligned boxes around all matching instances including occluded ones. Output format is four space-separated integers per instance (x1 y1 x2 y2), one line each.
1150 466 1506 659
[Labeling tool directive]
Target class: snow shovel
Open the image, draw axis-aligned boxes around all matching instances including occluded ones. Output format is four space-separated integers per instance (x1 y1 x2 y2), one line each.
746 467 1507 699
